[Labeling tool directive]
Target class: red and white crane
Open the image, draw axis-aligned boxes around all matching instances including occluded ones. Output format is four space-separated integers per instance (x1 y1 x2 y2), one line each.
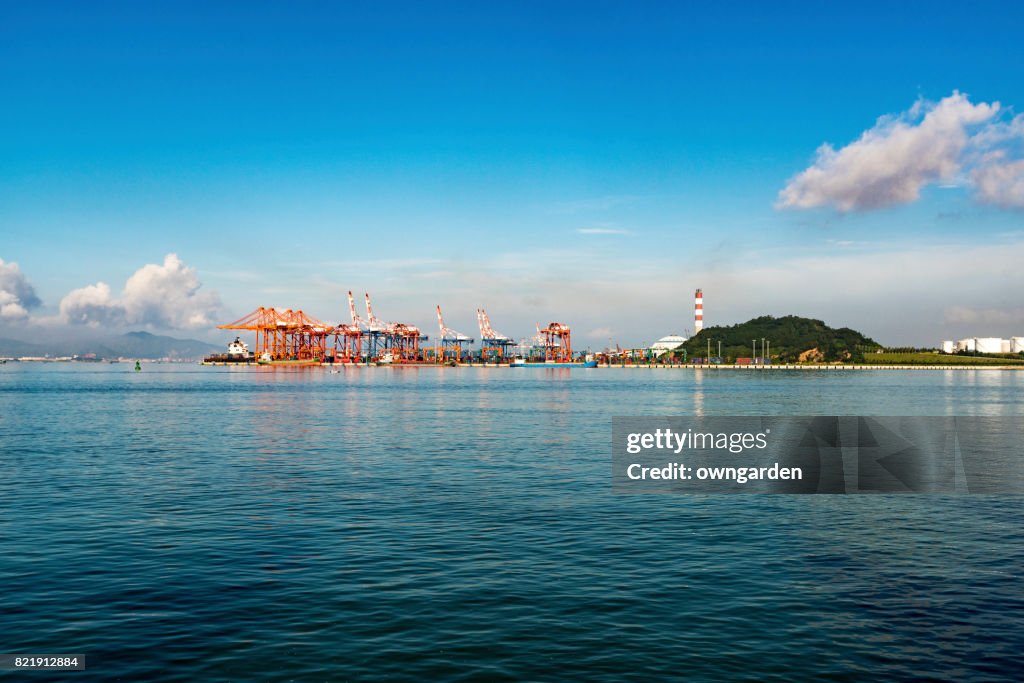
473 308 515 361
347 291 366 329
437 305 472 342
364 292 389 333
477 308 511 344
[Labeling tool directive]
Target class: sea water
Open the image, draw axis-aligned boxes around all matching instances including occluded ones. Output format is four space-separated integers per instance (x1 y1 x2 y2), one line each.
1 364 1022 680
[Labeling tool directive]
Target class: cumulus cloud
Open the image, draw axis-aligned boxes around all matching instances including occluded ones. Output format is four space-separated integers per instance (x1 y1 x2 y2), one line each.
778 91 1011 212
0 258 42 320
971 155 1024 209
59 254 222 329
59 282 122 326
0 293 30 320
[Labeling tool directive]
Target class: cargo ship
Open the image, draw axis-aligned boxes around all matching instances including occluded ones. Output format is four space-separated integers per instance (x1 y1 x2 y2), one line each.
257 357 320 367
511 357 598 368
202 337 256 365
255 351 320 367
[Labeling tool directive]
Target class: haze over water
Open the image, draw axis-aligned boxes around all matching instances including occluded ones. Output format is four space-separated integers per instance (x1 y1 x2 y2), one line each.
2 365 1023 681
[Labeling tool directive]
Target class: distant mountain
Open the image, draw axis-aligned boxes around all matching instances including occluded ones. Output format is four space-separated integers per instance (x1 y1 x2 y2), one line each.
103 331 223 360
680 315 881 363
0 337 48 357
0 331 222 360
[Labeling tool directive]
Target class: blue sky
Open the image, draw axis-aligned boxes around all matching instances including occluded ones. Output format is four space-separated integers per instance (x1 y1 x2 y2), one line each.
2 1 1024 346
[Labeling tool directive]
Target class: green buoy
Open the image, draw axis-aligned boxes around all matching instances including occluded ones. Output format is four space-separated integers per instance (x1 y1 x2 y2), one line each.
135 361 141 372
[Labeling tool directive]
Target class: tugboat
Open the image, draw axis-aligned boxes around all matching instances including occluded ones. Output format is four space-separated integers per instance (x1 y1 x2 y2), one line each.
202 337 257 365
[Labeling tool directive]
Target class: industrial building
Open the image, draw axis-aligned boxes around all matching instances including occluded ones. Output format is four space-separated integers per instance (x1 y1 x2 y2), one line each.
942 337 1024 354
648 288 702 358
650 335 688 358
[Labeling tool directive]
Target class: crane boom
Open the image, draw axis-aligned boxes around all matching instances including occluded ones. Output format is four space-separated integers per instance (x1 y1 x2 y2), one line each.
436 304 471 341
477 308 510 342
347 291 363 326
364 293 375 324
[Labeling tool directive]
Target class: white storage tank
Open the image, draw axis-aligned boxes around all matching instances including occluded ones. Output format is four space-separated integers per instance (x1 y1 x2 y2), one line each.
974 337 1003 354
957 338 976 352
941 340 954 354
1012 337 1024 353
1001 339 1012 353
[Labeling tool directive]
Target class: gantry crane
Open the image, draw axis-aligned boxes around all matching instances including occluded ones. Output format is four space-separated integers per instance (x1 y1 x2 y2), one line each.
359 292 427 362
477 308 515 362
539 322 572 363
218 307 329 361
436 305 474 362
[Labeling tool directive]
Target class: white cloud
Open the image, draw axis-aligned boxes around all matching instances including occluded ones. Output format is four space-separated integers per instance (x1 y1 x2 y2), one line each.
577 228 630 235
0 258 41 320
0 292 29 320
778 92 1001 211
59 254 222 329
971 155 1024 209
59 282 121 326
968 110 1024 152
548 195 643 214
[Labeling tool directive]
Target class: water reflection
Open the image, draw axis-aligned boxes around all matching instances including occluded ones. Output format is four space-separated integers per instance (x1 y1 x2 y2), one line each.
693 369 705 416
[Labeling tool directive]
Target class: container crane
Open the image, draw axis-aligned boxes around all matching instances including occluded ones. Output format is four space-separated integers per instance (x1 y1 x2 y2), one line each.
539 322 572 363
219 307 329 362
477 308 515 362
436 305 474 362
361 292 427 362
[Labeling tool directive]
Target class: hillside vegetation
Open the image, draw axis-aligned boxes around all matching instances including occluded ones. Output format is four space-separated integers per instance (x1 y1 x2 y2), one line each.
678 315 881 363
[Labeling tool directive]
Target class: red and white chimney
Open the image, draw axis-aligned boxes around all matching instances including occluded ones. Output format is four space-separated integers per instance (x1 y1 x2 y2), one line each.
694 288 703 334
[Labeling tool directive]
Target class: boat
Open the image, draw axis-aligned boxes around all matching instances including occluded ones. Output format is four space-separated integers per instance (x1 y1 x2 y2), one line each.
256 352 319 367
511 357 598 368
257 359 320 367
203 337 257 365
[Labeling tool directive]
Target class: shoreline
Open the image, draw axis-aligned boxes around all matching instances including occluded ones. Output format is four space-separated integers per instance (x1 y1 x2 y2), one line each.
599 363 1024 370
195 361 1024 370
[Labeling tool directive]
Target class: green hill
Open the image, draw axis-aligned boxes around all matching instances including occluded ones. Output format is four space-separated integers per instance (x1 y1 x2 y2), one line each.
679 315 881 363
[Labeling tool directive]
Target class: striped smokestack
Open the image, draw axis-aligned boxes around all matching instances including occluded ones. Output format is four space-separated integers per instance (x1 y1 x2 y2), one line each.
694 288 703 334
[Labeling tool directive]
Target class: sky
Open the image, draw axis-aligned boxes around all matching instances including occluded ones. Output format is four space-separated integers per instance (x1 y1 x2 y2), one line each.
2 1 1024 348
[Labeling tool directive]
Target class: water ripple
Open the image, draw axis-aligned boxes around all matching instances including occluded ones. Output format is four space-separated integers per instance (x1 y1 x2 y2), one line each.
1 365 1022 680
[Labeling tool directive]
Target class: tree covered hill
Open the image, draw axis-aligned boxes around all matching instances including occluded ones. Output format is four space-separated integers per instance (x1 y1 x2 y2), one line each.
680 315 881 363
